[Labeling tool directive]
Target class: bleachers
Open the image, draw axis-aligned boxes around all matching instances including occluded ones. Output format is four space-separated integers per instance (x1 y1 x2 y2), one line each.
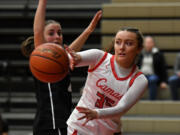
103 2 180 18
112 0 180 2
102 20 180 34
122 101 180 134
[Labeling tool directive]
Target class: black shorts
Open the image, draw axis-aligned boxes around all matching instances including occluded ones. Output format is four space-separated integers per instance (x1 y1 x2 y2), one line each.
114 132 122 135
33 128 67 135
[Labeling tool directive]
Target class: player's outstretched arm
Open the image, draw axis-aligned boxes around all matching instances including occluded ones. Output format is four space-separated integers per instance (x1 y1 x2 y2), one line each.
66 46 105 71
33 0 47 47
69 10 102 52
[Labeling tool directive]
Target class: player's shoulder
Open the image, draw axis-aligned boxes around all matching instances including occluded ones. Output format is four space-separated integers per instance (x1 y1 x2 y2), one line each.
136 73 148 85
88 49 112 59
134 67 148 83
88 49 112 54
88 49 105 55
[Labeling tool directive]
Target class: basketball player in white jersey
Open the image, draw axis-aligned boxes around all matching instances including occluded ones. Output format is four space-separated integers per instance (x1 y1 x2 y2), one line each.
66 27 148 135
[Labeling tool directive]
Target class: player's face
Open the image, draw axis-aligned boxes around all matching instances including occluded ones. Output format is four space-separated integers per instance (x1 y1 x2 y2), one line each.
44 23 63 45
114 31 141 68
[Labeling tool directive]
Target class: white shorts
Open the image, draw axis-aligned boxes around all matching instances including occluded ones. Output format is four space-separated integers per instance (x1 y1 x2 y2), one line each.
67 125 122 135
67 126 79 135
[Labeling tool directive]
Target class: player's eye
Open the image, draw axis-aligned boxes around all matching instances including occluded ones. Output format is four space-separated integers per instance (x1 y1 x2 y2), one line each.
125 41 133 46
115 40 121 45
49 32 54 36
57 31 62 36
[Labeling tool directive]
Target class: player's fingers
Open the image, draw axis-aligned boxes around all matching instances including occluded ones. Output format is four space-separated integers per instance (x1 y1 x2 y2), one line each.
82 117 91 126
70 61 74 71
78 110 89 115
64 45 76 64
93 10 102 22
78 115 86 120
87 10 102 33
77 110 90 115
76 106 89 112
70 51 76 59
64 46 71 55
96 10 102 20
64 44 71 53
90 10 102 26
65 48 72 56
64 44 74 56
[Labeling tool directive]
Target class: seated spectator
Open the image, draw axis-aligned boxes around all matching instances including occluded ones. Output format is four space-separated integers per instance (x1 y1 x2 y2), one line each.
137 36 168 100
168 53 180 100
0 114 9 135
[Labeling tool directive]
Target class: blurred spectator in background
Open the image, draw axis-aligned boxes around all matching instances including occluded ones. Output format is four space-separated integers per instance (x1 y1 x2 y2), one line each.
0 114 9 135
137 36 168 100
168 53 180 100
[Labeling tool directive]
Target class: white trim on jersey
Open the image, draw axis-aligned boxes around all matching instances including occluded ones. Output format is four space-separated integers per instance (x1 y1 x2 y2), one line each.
58 128 61 135
48 83 56 129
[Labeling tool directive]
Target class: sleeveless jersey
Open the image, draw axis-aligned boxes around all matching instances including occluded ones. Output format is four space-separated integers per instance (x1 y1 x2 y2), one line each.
67 52 142 135
33 74 72 131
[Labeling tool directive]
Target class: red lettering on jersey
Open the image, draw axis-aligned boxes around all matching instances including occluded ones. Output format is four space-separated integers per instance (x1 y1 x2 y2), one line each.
96 78 123 100
95 91 115 108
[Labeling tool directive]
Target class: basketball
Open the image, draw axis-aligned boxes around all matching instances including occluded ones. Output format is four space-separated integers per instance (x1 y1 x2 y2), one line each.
29 43 69 83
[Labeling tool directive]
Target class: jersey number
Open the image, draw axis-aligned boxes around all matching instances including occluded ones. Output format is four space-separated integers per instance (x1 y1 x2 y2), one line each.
95 92 115 108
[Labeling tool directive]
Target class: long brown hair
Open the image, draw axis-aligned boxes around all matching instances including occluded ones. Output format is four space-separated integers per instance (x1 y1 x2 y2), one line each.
21 36 34 58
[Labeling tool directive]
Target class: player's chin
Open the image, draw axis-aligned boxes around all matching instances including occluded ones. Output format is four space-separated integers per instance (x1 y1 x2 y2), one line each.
116 57 129 64
117 56 127 61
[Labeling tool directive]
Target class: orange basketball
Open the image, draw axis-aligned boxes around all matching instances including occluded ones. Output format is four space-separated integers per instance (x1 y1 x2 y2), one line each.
29 43 69 83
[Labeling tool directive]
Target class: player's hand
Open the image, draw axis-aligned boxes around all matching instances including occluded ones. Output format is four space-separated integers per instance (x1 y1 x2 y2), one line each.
64 45 81 70
85 10 102 34
76 106 98 126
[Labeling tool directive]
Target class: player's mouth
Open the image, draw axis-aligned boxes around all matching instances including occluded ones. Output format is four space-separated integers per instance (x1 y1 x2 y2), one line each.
118 52 126 57
54 41 60 45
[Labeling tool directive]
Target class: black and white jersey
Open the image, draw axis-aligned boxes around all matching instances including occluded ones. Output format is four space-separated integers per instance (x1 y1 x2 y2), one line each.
33 74 72 131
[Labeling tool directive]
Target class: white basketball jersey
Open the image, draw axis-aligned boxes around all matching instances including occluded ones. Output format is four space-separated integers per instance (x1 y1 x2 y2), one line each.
67 52 142 135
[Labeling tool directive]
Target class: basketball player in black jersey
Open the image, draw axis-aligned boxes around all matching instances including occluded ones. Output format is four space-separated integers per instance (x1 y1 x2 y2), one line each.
21 0 102 134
